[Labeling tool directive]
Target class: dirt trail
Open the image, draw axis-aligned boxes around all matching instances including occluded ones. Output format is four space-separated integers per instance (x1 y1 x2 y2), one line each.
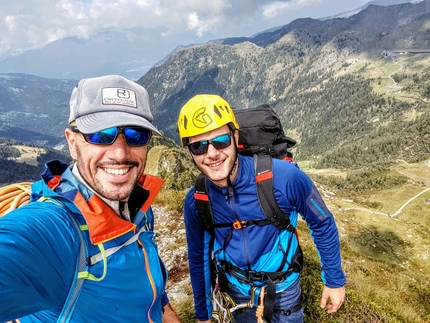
340 159 430 217
389 188 430 217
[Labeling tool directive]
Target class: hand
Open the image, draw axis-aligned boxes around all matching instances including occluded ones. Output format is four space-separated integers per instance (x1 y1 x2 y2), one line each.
320 286 345 314
162 303 181 323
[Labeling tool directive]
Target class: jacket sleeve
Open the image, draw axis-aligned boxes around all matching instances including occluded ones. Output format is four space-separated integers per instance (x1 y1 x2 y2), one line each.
183 188 214 321
0 203 79 322
161 292 169 307
276 162 346 288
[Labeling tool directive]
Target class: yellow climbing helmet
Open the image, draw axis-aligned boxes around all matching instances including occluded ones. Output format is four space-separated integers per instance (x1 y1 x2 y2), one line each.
177 94 239 146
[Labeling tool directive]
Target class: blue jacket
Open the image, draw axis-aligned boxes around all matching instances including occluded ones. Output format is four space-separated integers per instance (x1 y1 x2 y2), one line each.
0 160 169 323
184 155 346 321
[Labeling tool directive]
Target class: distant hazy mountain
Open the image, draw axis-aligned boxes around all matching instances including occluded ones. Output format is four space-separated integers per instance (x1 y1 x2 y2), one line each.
0 73 76 147
0 29 175 81
251 0 419 37
0 0 417 81
321 0 422 19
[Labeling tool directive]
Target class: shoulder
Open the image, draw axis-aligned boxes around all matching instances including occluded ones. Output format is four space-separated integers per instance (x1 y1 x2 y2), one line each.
273 159 304 175
272 159 314 193
184 187 197 213
1 201 80 250
185 186 195 201
272 158 300 168
272 158 303 173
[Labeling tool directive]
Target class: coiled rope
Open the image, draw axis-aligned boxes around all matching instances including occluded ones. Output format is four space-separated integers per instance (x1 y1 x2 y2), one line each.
0 182 32 217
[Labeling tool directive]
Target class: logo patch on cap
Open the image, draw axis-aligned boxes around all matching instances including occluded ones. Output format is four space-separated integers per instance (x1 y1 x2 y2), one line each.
102 88 137 108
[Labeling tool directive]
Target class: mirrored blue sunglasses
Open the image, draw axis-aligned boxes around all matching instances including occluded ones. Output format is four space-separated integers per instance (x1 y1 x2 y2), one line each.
187 133 232 155
71 125 152 146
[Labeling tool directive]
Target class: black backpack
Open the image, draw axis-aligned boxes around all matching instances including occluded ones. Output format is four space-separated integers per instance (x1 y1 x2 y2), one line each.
235 104 296 160
194 104 297 232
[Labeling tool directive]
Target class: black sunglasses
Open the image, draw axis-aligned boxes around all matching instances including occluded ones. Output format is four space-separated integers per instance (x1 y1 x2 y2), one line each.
187 132 233 156
71 125 152 146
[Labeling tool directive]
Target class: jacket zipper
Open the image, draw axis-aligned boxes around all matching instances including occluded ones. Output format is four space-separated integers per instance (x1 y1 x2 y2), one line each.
228 195 252 267
142 245 156 323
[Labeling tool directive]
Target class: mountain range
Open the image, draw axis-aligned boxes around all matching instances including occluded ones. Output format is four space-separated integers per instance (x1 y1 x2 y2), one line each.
0 0 429 169
139 0 430 167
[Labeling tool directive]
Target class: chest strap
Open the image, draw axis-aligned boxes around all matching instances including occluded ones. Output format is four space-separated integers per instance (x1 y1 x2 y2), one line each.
88 223 150 265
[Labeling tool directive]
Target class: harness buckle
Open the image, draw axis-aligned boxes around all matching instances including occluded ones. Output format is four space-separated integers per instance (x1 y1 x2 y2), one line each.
233 220 247 229
247 270 266 283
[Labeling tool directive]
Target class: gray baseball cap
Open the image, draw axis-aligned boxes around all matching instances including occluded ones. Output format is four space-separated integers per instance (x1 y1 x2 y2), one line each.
68 75 160 134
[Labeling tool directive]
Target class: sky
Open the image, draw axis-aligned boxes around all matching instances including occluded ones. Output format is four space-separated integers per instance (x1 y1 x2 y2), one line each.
0 0 371 61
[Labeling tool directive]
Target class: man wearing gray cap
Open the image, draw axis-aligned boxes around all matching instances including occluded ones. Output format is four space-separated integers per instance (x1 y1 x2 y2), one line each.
0 75 181 323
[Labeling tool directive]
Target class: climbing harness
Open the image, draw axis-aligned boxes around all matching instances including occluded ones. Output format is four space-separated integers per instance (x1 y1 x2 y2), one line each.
211 283 304 323
211 282 255 323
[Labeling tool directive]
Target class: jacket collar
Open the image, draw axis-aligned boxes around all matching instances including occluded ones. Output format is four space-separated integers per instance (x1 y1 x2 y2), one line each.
34 160 164 244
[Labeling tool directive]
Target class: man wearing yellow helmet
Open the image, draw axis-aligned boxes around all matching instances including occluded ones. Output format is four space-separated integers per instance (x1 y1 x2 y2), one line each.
177 94 240 187
178 94 346 323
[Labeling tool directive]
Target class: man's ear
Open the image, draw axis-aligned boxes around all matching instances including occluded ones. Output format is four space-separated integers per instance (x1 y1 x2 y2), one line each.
233 129 240 144
64 128 78 160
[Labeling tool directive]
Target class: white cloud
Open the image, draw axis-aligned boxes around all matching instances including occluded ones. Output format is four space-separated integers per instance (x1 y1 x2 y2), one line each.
5 15 16 31
261 0 344 19
262 1 293 19
187 12 201 31
186 11 224 37
0 0 371 59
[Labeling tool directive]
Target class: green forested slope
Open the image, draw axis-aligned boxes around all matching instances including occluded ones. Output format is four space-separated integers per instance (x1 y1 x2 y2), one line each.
138 1 430 170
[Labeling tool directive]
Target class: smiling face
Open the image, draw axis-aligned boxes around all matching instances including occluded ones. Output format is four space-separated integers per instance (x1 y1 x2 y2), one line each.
188 125 239 188
65 127 148 201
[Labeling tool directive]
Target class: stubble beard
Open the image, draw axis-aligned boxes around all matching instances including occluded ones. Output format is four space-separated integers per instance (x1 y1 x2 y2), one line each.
202 155 236 188
74 146 143 201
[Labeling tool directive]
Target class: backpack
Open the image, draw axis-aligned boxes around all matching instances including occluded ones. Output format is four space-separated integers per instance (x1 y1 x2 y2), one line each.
193 104 303 323
235 104 296 160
